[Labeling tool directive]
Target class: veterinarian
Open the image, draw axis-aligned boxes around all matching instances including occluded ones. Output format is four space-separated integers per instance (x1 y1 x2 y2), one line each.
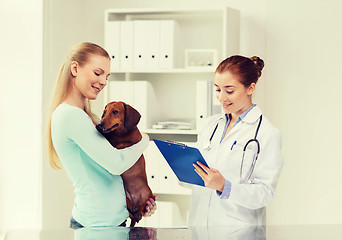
190 55 283 226
46 42 156 229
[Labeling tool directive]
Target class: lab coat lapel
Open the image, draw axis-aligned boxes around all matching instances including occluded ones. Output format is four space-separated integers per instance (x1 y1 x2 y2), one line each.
241 105 262 124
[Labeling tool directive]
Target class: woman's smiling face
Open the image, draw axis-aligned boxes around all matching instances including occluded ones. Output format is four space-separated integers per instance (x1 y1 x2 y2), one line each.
72 54 110 101
214 70 255 116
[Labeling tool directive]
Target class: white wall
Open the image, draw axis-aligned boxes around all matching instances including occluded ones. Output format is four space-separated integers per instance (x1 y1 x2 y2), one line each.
42 0 89 229
0 0 42 229
265 0 342 225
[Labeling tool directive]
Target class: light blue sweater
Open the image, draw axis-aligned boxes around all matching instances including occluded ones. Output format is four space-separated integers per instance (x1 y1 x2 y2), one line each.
51 103 149 227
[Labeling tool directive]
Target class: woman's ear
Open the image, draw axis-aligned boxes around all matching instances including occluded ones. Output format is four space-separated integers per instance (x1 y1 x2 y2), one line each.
70 61 79 77
247 83 256 96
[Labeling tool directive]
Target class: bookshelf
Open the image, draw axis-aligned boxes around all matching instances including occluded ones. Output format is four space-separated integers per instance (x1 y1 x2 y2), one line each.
104 7 240 227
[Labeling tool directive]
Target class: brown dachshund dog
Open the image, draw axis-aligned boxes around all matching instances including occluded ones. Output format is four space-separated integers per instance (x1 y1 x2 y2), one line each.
96 101 155 227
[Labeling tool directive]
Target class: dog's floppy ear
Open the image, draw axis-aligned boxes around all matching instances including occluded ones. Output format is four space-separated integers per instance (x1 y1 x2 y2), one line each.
124 103 141 130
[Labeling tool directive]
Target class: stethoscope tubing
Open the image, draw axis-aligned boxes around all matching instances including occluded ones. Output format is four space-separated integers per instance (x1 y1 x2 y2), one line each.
207 114 263 183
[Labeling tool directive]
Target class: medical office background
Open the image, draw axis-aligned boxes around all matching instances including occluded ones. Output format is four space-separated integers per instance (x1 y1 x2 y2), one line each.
1 0 341 231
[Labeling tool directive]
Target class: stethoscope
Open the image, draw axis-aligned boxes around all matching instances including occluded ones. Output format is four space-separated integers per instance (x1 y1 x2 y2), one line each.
205 115 263 183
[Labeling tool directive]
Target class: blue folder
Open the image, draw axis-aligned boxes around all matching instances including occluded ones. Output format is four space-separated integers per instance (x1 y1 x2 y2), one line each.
153 139 209 187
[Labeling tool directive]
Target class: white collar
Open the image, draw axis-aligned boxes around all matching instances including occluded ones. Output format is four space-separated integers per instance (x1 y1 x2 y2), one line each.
217 105 262 124
241 105 262 123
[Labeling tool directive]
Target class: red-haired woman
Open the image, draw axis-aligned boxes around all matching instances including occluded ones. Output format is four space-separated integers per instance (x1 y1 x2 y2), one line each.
190 55 283 226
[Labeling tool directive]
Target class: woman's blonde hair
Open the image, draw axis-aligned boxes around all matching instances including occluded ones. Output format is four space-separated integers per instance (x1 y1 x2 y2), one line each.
46 42 110 170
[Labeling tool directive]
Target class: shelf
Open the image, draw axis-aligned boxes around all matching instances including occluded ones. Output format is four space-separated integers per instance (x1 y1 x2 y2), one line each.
105 7 229 15
145 129 198 135
104 6 239 228
111 67 215 74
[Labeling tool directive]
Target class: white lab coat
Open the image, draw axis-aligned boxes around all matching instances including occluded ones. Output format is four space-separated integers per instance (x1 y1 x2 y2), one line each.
188 105 283 226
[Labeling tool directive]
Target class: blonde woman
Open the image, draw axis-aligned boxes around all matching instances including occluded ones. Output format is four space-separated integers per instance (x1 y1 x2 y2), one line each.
46 42 156 229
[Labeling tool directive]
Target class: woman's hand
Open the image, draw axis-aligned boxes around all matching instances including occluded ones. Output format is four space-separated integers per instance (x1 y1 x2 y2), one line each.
141 132 150 141
143 194 157 217
193 161 225 192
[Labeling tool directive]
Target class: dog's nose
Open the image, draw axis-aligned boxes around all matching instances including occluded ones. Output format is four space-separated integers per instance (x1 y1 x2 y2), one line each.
96 122 105 131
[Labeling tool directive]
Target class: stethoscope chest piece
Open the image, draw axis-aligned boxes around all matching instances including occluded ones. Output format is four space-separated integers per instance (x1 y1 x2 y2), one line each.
203 145 212 151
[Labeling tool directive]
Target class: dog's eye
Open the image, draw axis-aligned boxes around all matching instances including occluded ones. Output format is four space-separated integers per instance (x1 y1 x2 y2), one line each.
101 110 106 119
112 110 118 115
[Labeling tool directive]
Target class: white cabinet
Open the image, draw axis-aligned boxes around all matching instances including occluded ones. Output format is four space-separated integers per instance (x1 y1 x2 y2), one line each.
105 7 240 72
104 7 240 134
104 7 240 227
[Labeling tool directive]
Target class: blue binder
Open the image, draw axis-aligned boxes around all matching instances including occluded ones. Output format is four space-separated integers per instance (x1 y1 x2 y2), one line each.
153 139 209 187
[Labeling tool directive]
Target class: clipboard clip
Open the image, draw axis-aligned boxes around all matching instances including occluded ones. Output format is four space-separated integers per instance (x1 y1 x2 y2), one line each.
165 140 187 146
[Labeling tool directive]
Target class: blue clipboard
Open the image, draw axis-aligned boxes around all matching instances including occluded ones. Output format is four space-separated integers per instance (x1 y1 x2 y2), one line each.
153 139 209 187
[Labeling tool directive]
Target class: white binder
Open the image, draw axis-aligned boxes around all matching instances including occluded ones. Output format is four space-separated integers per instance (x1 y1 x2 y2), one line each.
212 84 222 115
144 141 161 193
159 150 177 193
104 21 121 70
196 80 222 131
145 21 161 69
196 80 213 131
107 81 134 106
133 21 148 69
159 20 180 69
120 21 134 70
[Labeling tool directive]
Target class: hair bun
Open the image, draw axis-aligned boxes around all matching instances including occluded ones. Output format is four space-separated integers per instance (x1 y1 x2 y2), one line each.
250 56 264 78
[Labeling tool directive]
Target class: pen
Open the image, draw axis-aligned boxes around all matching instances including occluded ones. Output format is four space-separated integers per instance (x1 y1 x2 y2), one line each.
230 141 237 150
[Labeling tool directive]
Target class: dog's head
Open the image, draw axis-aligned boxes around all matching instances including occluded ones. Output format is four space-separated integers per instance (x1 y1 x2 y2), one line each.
96 101 141 135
